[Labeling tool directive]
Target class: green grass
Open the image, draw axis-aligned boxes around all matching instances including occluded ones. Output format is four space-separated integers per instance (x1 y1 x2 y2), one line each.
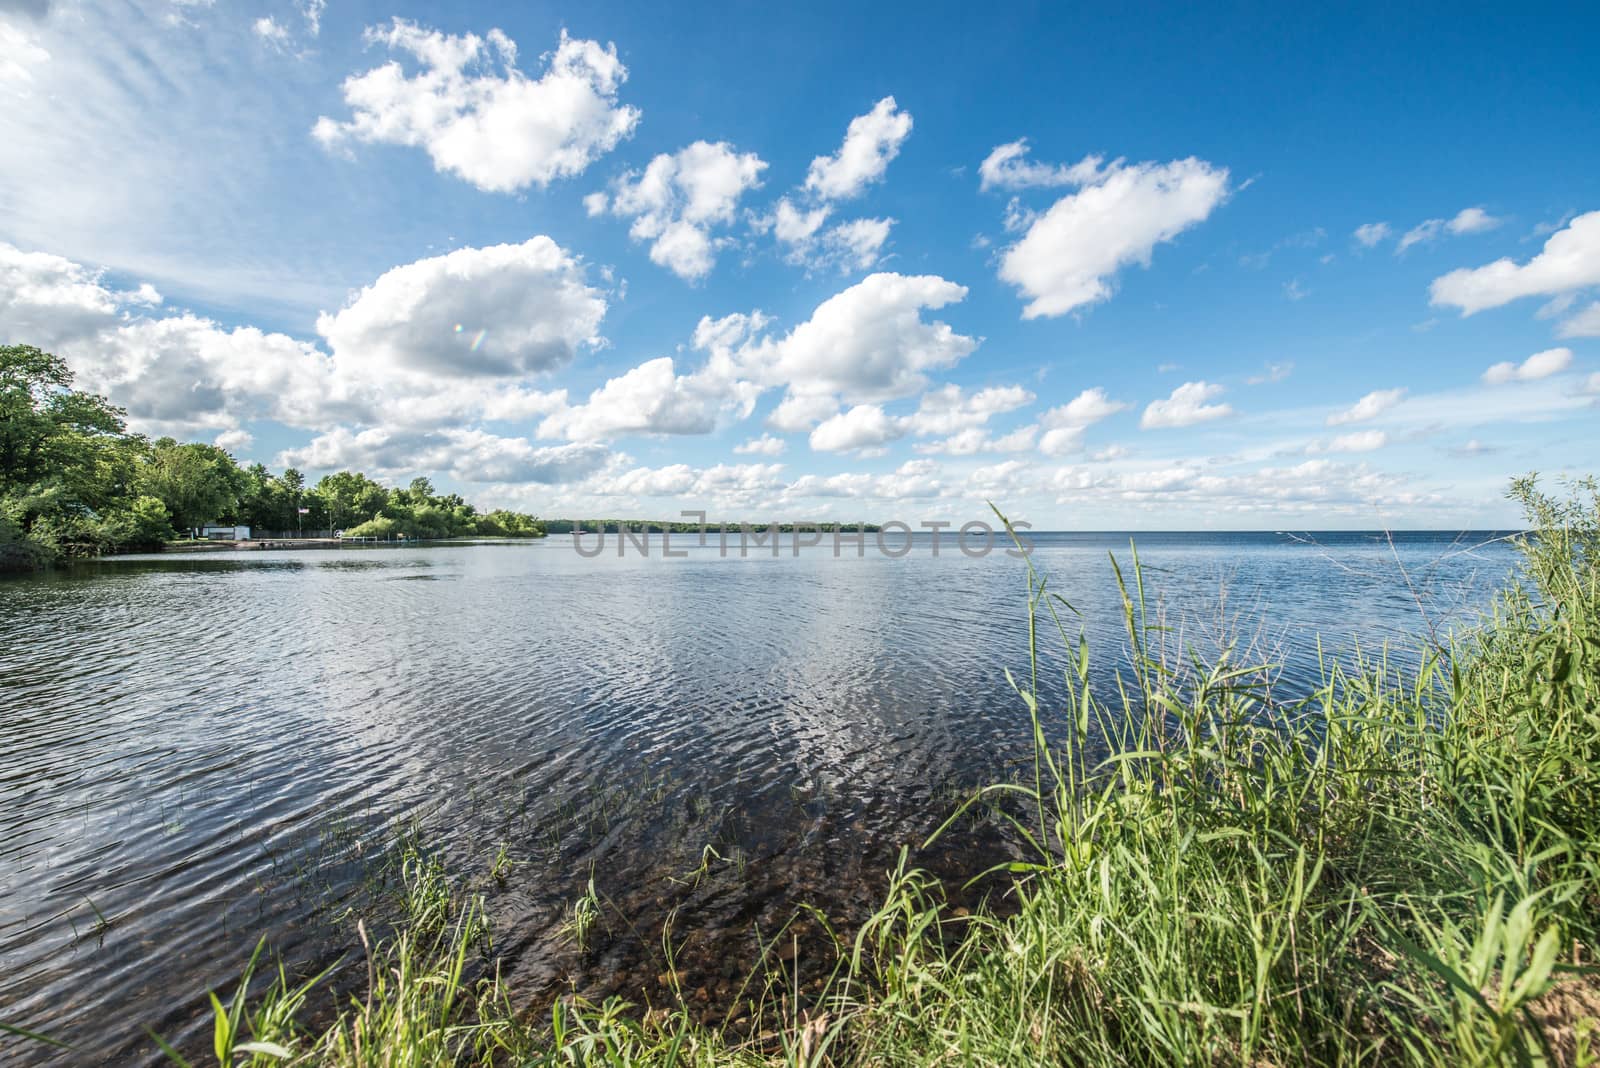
11 475 1597 1066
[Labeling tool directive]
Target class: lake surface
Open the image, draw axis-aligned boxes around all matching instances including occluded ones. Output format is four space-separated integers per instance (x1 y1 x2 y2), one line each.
0 531 1519 1064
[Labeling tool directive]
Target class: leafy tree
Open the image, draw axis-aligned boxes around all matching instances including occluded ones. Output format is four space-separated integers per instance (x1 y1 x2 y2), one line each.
314 471 389 532
135 438 246 532
0 343 125 489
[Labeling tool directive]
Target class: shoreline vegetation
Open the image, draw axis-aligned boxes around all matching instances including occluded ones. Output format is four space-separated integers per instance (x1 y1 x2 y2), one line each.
7 476 1593 1065
0 345 550 572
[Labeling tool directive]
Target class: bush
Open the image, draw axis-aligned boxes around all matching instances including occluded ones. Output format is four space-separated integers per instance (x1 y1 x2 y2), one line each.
341 515 404 539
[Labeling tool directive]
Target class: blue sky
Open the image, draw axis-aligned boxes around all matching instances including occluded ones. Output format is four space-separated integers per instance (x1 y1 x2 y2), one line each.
2 0 1597 527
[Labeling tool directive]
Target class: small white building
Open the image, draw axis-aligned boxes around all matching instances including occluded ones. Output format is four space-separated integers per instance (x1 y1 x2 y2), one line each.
199 524 250 540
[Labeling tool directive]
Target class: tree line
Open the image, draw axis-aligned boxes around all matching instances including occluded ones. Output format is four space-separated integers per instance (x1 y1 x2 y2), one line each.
540 519 882 534
1 344 546 570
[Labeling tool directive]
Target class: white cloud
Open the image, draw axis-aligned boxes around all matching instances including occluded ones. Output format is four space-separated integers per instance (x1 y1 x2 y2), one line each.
253 17 290 44
769 201 895 273
771 197 831 244
1140 381 1234 429
589 462 787 502
1430 210 1600 314
538 356 754 440
1308 430 1388 454
916 425 1038 456
599 140 767 280
0 239 582 439
740 273 978 415
996 155 1230 318
1556 301 1600 338
785 459 945 501
1482 347 1573 384
1581 373 1600 396
809 404 907 452
907 383 1034 435
818 217 894 271
1041 386 1126 429
1037 427 1088 457
733 433 786 456
766 391 841 433
1397 206 1503 253
1032 386 1127 454
978 141 1107 191
803 96 912 201
0 239 341 436
214 428 254 453
1327 387 1405 426
313 22 639 193
315 237 607 379
281 427 612 483
1353 222 1391 248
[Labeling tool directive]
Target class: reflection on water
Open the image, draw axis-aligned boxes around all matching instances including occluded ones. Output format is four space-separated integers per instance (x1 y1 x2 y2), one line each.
0 532 1517 1063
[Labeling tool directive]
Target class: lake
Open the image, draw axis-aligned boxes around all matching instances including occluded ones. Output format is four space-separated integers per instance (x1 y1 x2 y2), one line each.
0 531 1519 1064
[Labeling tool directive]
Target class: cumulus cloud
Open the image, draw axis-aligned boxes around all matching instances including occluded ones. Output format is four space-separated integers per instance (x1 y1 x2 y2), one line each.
315 237 606 379
786 459 945 501
915 425 1038 456
733 433 786 456
1140 381 1234 429
214 428 254 453
281 427 612 483
1430 211 1600 315
766 200 895 273
538 356 755 440
1482 347 1573 384
906 383 1034 435
1327 387 1406 426
589 461 787 501
595 140 767 280
766 391 843 433
1034 386 1128 455
808 403 907 452
0 238 590 443
994 153 1230 318
313 22 639 193
803 96 912 201
739 273 978 422
764 99 909 273
1555 301 1600 339
1396 206 1503 253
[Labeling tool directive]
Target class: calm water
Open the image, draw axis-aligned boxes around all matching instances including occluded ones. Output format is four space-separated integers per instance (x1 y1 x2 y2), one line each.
0 531 1518 1064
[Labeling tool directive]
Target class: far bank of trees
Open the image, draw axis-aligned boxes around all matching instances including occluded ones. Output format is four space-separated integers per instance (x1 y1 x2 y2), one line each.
1 344 546 570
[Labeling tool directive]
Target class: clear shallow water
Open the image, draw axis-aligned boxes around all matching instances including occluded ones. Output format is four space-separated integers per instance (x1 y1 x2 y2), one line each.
0 531 1518 1063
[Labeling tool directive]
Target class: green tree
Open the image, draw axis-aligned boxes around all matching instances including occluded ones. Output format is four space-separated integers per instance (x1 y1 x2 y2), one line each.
135 438 246 533
314 470 389 532
0 344 128 502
